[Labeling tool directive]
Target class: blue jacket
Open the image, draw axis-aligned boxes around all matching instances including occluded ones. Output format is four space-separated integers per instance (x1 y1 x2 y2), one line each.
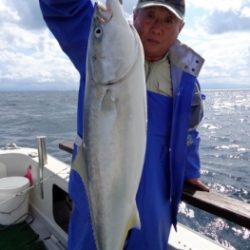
40 0 205 248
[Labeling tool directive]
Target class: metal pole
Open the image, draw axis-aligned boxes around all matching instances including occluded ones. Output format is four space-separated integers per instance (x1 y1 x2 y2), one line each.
37 136 47 199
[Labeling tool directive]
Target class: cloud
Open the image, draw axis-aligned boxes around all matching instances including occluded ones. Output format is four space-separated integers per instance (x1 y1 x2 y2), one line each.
0 21 78 91
203 34 250 86
204 9 250 34
179 1 250 88
181 18 250 87
1 0 45 30
0 0 250 91
188 0 250 34
123 1 136 14
0 2 17 26
188 0 249 12
0 0 80 91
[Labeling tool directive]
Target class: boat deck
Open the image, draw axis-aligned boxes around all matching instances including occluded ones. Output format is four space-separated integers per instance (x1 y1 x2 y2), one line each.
0 220 47 250
0 220 226 250
2 145 248 250
169 224 227 250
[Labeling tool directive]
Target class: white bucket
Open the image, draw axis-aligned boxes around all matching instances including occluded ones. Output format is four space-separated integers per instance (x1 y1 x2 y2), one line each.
0 162 7 178
0 176 30 225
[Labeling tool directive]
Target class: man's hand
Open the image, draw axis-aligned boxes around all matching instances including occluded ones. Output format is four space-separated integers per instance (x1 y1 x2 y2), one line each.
185 178 209 192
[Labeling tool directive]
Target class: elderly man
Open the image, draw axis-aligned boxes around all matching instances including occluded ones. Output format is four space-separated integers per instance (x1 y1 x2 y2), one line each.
40 0 208 249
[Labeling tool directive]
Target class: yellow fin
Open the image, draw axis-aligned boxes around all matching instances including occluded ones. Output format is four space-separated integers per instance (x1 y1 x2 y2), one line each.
71 143 88 186
120 203 141 250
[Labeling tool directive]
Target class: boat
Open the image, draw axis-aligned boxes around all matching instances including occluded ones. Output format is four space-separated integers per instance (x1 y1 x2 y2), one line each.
0 139 69 250
0 137 248 250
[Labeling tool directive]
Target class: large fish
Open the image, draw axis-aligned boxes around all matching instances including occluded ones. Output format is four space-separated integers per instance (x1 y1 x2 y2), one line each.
73 0 147 249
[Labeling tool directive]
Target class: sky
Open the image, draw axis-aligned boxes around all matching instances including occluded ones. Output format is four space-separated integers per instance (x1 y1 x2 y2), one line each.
0 0 250 91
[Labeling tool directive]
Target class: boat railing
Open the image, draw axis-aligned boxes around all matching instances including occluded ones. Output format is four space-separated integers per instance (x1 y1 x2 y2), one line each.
37 136 48 199
59 141 250 230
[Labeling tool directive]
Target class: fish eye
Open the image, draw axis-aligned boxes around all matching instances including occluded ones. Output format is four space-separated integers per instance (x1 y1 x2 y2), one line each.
94 26 103 38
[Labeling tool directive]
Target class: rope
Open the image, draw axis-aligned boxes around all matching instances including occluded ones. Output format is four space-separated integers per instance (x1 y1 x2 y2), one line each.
0 166 70 208
0 194 28 214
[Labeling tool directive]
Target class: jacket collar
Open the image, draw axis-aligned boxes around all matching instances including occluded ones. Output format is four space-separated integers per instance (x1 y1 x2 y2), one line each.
169 40 205 77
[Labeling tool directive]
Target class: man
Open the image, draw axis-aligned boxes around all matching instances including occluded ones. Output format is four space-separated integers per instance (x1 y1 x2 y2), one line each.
39 0 209 249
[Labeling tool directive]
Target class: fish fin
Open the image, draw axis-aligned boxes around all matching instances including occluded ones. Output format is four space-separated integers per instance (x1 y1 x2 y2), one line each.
127 203 141 231
101 89 116 112
71 143 88 187
121 203 141 249
128 203 141 229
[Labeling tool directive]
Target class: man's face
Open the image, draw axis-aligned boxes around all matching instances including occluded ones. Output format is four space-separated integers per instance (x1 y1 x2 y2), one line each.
133 6 184 61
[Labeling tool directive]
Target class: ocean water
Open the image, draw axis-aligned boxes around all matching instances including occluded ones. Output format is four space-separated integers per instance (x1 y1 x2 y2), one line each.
0 91 77 163
0 89 249 249
178 89 250 250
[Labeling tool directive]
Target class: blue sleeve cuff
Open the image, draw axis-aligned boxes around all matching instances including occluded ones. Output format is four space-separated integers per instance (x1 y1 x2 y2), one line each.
185 130 201 180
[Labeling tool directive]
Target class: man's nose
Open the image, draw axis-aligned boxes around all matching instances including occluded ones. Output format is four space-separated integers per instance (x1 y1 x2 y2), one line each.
151 19 163 34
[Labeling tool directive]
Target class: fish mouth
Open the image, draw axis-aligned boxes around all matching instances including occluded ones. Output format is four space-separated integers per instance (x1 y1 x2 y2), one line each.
96 2 113 23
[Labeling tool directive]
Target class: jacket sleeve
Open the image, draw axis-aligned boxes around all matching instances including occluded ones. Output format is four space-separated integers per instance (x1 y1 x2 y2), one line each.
39 0 94 75
184 81 204 179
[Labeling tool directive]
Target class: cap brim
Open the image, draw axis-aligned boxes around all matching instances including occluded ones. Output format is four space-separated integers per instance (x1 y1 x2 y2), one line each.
136 2 183 20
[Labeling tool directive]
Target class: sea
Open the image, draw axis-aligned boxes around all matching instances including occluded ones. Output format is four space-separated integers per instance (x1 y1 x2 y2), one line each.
0 89 249 249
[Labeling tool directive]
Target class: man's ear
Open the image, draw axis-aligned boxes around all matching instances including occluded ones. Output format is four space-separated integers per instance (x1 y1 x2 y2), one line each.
179 21 185 33
133 9 138 22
